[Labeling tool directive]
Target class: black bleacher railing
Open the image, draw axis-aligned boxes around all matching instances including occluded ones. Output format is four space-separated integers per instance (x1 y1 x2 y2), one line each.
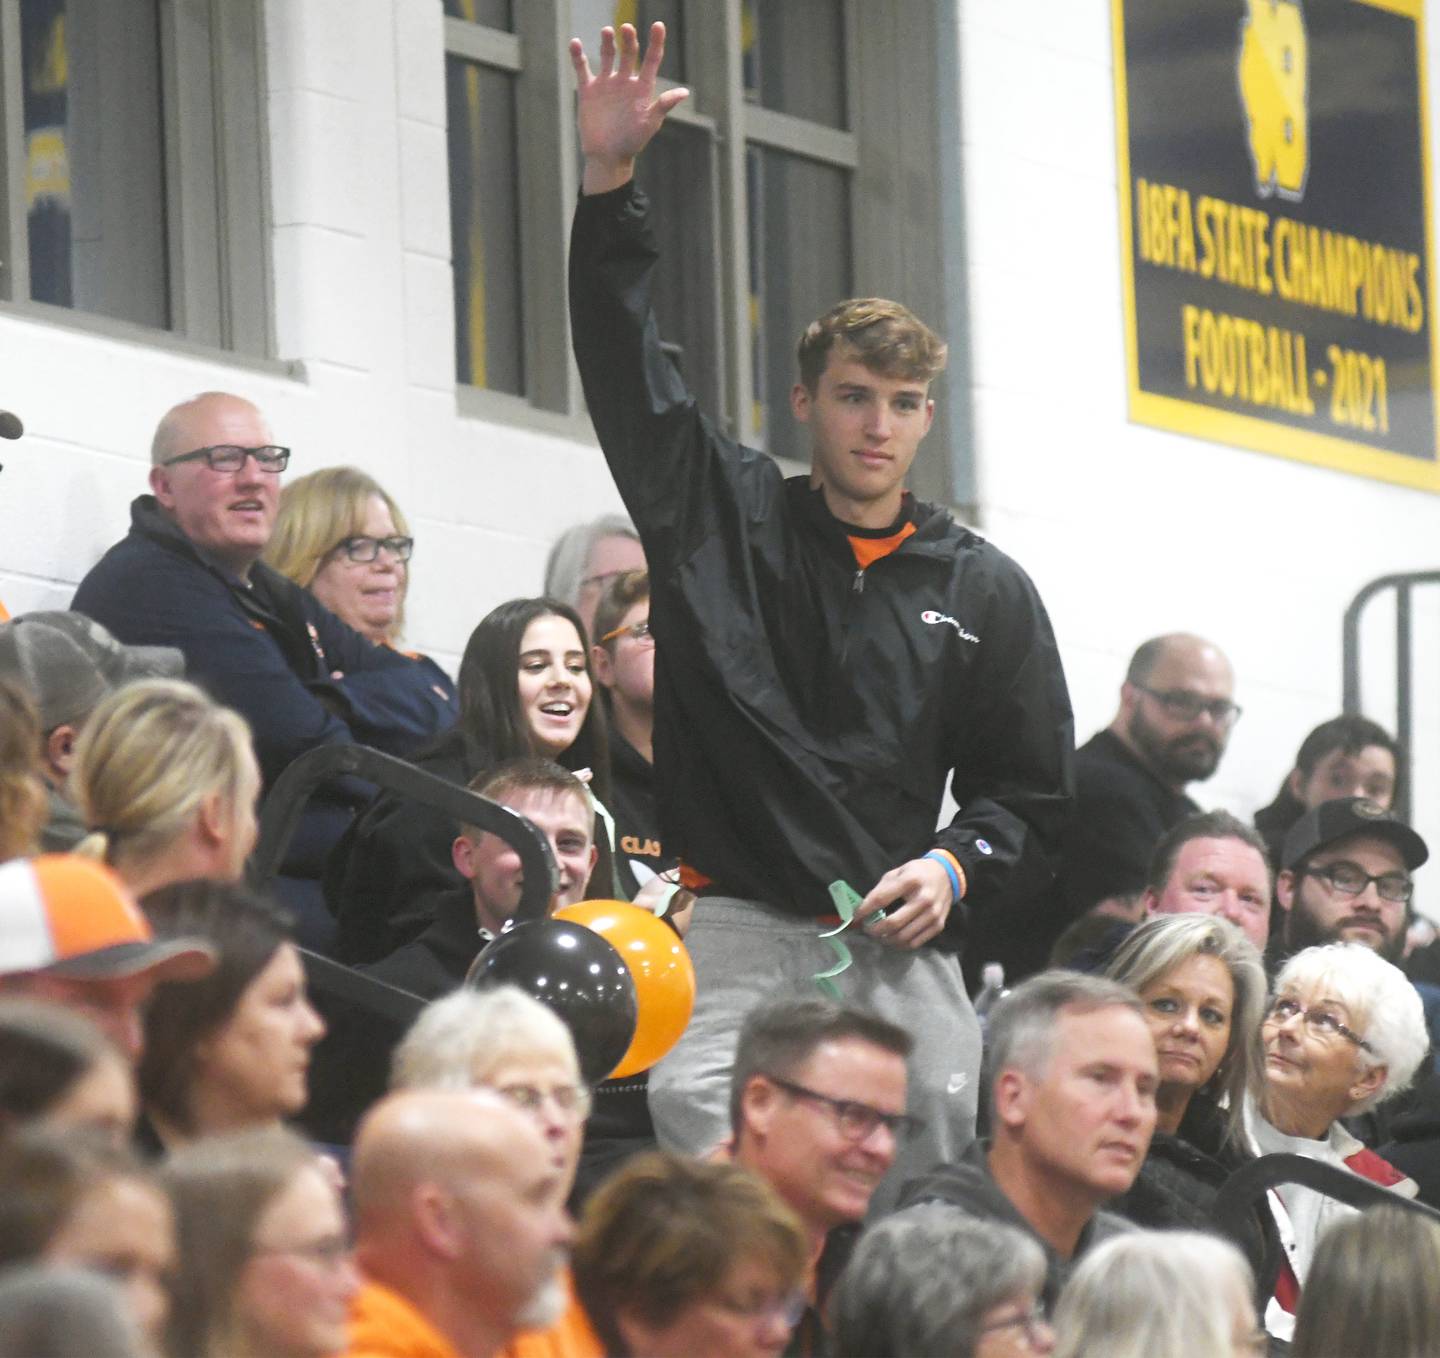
250 743 564 1142
1342 569 1440 825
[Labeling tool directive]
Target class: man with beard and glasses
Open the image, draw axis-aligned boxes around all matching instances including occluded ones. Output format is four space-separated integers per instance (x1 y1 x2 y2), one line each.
1275 798 1426 967
1274 800 1439 1162
977 634 1237 982
1068 636 1236 913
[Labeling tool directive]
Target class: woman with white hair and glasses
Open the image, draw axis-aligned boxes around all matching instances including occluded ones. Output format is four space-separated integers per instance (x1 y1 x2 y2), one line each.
830 1205 1053 1357
1249 941 1428 1341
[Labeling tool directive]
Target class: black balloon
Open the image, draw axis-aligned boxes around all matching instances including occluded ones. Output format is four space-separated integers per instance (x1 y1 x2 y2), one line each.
465 920 638 1084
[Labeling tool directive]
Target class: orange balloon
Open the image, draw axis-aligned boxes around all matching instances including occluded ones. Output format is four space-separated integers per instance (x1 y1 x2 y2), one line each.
554 900 696 1078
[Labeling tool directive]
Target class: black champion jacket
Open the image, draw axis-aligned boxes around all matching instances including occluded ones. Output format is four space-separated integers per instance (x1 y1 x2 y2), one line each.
569 184 1074 945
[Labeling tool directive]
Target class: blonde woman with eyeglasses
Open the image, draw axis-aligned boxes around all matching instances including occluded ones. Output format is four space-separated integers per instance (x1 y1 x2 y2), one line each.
266 467 417 649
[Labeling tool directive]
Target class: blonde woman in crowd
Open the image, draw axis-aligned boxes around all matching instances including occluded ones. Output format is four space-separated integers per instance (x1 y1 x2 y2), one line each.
266 466 417 648
163 1127 358 1358
1052 1231 1263 1358
71 678 259 898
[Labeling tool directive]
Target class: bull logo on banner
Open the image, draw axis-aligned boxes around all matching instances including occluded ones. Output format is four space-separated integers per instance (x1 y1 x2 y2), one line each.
1238 0 1310 201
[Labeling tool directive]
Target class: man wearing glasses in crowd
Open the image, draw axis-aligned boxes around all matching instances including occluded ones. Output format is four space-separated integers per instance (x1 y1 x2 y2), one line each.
976 632 1239 981
728 998 913 1355
72 393 455 934
1275 796 1427 967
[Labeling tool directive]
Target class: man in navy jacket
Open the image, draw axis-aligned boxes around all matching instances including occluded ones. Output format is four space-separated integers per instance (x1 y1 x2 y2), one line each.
72 392 456 940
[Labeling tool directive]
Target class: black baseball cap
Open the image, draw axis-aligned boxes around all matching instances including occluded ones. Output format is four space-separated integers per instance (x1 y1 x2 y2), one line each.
1281 797 1428 873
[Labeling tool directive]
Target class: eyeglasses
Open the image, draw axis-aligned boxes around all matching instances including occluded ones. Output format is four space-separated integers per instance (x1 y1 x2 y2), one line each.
599 618 653 645
162 444 291 473
976 1301 1051 1349
493 1081 593 1119
1302 861 1413 904
712 1290 808 1330
580 567 638 593
251 1232 354 1269
333 534 414 563
764 1075 922 1141
1134 685 1242 726
1265 996 1374 1053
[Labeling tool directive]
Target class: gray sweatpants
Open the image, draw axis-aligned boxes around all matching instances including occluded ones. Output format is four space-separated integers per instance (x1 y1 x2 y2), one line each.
648 896 982 1214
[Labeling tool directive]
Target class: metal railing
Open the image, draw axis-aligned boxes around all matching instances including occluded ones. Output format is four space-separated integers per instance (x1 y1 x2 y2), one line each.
249 743 563 1143
249 742 558 918
1342 570 1440 824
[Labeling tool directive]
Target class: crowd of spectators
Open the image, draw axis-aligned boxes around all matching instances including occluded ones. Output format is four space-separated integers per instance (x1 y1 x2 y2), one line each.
2 18 1440 1358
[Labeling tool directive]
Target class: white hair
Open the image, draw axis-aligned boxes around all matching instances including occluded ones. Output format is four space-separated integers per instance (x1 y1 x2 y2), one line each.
1275 943 1429 1110
390 986 578 1091
1053 1231 1255 1358
542 515 638 608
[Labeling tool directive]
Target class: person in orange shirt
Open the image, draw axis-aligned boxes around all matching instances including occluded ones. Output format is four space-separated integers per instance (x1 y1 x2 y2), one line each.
344 1089 573 1358
390 987 607 1358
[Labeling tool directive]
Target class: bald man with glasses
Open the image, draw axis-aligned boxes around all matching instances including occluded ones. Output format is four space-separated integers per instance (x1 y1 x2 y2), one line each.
73 393 456 942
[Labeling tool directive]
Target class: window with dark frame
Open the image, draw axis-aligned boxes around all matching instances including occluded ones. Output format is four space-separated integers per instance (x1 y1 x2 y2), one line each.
442 0 953 500
0 0 271 356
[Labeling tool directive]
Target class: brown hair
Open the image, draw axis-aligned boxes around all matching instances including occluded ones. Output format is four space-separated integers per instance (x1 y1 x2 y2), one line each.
459 758 590 843
0 1128 152 1269
574 1152 807 1356
1292 1205 1440 1358
592 570 650 657
796 298 947 394
0 678 45 862
161 1127 325 1358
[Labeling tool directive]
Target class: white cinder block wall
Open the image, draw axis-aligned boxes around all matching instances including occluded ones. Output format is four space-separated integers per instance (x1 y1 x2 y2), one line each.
0 0 1435 901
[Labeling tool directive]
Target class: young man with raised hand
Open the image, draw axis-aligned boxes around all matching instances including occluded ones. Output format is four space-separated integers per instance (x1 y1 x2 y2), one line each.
567 22 1073 1188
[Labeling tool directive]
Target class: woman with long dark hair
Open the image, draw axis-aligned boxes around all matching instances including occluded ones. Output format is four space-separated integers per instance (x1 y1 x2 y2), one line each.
328 596 610 963
138 881 325 1152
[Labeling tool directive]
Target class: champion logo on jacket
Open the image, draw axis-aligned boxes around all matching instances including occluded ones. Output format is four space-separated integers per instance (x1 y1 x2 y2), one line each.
921 610 980 643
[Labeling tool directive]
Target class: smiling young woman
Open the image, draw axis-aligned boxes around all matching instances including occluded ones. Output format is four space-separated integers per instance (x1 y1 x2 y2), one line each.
326 597 611 966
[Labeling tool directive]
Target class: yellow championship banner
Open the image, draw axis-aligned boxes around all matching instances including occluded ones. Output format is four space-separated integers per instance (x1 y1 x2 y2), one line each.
1112 0 1440 490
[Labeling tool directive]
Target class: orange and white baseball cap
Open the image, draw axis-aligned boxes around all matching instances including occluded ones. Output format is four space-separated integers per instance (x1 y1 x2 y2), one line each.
0 856 215 982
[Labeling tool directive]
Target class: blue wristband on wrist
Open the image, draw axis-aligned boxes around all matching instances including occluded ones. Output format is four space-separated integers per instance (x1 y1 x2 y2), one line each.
924 851 962 904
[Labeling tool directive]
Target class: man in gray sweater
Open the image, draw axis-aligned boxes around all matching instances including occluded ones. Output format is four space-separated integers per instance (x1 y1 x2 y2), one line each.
899 973 1156 1305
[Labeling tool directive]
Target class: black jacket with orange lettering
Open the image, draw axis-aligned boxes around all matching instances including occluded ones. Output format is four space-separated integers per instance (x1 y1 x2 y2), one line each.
569 183 1074 947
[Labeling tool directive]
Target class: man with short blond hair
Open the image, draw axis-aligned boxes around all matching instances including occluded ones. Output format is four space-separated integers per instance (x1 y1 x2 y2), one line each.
346 1089 574 1358
568 21 1072 1186
361 759 597 999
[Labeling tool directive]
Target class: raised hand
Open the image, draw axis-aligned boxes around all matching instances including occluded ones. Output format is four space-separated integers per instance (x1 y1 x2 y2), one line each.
569 21 690 195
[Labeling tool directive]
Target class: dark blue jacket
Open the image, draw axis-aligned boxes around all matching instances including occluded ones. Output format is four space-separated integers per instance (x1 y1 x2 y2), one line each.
72 496 458 871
